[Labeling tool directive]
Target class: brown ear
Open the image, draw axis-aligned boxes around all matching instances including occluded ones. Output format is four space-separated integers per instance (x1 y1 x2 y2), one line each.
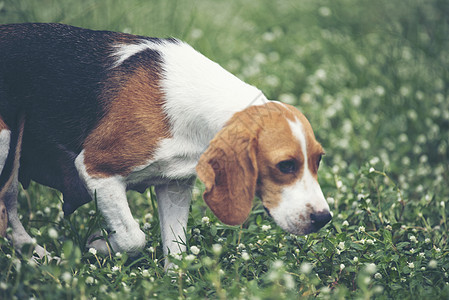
196 121 258 225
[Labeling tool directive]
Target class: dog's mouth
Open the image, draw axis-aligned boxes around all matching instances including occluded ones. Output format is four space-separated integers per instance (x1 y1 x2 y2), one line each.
263 206 332 235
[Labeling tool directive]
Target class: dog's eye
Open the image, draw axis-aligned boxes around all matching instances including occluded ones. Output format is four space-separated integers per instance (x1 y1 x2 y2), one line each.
316 154 322 169
277 159 298 174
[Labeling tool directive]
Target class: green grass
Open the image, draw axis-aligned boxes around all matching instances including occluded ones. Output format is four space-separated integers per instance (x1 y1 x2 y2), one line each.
1 0 449 298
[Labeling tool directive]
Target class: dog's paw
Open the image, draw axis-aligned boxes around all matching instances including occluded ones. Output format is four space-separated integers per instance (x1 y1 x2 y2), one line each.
87 231 113 256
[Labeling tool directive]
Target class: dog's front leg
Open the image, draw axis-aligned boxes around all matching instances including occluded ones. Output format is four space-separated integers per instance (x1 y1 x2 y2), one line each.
75 153 145 256
155 178 194 268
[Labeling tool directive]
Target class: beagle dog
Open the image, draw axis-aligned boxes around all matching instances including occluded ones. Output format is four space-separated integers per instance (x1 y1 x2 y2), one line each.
0 23 331 262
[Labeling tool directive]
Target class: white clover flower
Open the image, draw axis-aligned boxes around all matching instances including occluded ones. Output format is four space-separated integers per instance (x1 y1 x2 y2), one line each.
89 248 97 255
85 276 94 285
358 226 365 233
429 260 438 269
327 197 335 205
48 228 58 239
90 264 97 271
237 243 246 250
212 244 222 255
338 242 345 250
425 238 431 244
318 6 332 17
148 246 155 253
142 269 150 277
340 264 345 271
122 282 130 293
279 93 296 105
435 247 441 253
0 282 7 290
172 253 182 260
353 257 359 263
284 273 295 289
261 224 271 232
374 273 382 280
241 252 250 261
185 254 196 262
61 272 72 282
342 220 349 227
365 263 377 274
201 216 210 225
408 262 415 269
410 248 415 254
300 262 313 274
321 286 331 294
419 252 425 258
190 246 200 255
375 86 385 96
386 225 392 230
409 235 417 243
273 260 284 269
115 252 122 258
190 28 203 40
112 266 120 272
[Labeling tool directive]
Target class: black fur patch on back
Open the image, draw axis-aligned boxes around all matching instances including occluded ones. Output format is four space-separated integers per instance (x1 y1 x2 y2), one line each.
0 23 169 214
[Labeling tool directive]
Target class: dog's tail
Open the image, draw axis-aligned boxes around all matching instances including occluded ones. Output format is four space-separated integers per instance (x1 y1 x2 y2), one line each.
0 113 25 199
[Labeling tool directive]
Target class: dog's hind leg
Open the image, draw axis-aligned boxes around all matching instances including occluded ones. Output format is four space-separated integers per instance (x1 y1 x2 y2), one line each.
0 116 49 259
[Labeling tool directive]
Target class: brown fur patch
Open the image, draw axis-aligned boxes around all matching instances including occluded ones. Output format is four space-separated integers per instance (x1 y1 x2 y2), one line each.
0 117 8 131
83 65 170 177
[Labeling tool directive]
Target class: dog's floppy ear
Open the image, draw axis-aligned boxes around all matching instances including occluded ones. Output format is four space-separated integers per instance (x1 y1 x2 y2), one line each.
196 118 258 225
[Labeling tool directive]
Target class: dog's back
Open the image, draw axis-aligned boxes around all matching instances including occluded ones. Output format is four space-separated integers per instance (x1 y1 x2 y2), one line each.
0 23 163 214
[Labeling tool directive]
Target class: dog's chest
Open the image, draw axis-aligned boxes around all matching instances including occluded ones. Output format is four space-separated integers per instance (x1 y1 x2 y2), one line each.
125 136 204 190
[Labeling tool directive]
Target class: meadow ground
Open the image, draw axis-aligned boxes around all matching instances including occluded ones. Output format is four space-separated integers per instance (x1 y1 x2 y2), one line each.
0 0 448 299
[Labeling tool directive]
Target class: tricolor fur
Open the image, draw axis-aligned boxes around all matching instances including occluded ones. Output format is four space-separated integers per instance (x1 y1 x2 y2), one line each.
0 23 331 264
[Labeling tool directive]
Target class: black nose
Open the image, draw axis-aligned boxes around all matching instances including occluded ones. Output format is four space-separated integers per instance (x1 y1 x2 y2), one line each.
310 211 332 230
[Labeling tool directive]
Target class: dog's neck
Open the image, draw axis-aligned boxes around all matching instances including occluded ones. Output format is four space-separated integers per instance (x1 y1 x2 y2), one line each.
158 41 270 145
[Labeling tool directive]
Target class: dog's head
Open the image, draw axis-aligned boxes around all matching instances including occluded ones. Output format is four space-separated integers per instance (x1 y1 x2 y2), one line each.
196 102 331 235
